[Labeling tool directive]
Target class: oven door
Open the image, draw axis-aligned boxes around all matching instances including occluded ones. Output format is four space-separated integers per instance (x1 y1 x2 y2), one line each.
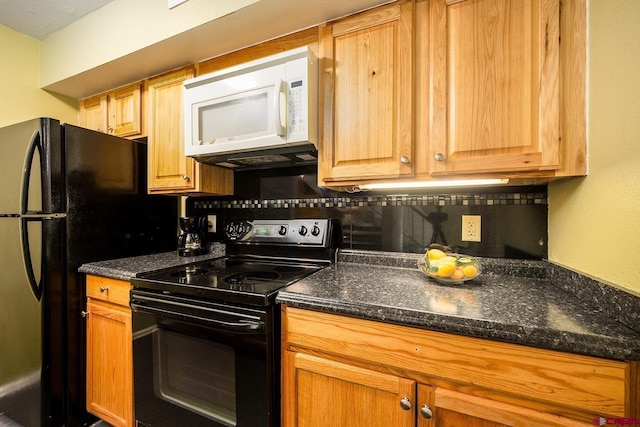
131 290 276 427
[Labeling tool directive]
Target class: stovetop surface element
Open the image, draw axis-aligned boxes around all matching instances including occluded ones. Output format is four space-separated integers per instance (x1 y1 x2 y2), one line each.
132 256 325 306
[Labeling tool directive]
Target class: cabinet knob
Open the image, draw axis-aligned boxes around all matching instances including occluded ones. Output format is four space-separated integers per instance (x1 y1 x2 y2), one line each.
420 404 433 419
81 311 89 317
99 286 109 293
434 153 445 161
400 156 410 164
107 126 114 133
183 174 191 181
399 397 412 411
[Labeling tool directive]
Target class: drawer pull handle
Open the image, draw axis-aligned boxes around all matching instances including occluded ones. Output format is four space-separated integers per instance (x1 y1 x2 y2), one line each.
399 397 411 411
420 404 433 419
99 286 109 293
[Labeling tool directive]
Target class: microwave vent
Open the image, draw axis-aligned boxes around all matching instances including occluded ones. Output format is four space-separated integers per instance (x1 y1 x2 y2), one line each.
199 144 318 171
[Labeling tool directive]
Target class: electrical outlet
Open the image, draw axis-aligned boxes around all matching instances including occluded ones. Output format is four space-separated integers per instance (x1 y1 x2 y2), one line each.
462 215 481 242
207 215 216 233
168 0 188 9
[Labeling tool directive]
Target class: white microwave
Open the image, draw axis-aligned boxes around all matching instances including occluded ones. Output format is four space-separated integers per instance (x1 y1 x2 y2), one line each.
183 47 318 168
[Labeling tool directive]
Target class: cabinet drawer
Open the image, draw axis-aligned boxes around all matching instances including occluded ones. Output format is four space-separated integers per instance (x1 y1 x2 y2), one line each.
283 306 634 419
86 275 130 307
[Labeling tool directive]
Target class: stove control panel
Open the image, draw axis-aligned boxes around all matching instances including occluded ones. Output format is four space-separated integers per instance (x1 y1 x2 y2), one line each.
224 219 330 246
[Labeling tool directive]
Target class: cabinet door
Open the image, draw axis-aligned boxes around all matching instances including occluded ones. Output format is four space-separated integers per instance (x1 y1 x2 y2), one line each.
319 0 414 184
429 0 560 175
107 83 142 137
85 299 133 427
146 67 197 192
283 351 415 427
417 385 590 427
79 94 108 133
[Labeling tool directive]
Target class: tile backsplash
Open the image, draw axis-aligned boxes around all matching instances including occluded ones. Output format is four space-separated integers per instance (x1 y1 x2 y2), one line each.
188 166 548 259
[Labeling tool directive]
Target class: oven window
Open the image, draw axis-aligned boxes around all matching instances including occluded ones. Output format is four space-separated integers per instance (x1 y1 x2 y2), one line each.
153 329 236 427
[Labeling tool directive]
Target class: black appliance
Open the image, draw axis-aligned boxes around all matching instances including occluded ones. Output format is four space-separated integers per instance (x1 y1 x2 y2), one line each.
130 218 339 427
0 118 178 427
177 216 208 256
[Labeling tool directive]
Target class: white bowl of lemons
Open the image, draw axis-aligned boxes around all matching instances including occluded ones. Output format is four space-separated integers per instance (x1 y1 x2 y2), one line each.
418 248 481 285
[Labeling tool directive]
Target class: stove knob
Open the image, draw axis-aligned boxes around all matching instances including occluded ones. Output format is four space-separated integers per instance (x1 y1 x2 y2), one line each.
311 225 321 236
299 225 308 236
278 225 287 236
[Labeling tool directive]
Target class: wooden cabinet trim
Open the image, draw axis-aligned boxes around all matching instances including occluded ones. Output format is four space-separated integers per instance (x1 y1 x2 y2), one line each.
86 275 131 306
294 351 412 394
433 387 591 427
198 28 319 76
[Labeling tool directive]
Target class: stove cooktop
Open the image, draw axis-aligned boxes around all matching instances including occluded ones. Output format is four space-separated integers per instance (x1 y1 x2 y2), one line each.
132 256 325 306
133 219 339 306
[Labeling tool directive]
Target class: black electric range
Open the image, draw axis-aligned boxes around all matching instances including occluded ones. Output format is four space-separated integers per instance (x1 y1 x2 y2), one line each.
131 218 340 306
130 219 340 427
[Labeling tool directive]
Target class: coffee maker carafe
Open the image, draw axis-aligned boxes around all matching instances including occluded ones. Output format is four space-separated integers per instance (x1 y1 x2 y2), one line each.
178 216 208 257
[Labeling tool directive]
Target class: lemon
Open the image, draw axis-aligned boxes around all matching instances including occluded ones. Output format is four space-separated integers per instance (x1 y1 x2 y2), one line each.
462 265 478 279
450 270 464 280
427 249 446 261
440 256 457 264
437 262 456 278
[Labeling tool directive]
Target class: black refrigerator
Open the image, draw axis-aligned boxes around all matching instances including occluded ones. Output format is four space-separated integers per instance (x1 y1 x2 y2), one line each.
0 118 178 427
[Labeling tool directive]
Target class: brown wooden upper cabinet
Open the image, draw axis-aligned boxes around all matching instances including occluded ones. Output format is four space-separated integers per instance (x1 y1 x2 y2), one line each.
429 0 560 175
319 0 414 185
319 0 586 187
79 82 143 138
145 67 233 195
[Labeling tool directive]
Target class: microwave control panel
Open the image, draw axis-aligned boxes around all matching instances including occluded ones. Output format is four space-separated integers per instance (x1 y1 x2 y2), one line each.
288 79 306 135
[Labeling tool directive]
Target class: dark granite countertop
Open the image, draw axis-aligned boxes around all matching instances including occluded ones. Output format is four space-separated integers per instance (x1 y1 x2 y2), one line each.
79 245 640 361
277 250 640 361
78 243 225 280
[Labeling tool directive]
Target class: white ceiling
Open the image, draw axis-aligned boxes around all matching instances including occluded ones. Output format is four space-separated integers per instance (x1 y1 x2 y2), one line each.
0 0 115 40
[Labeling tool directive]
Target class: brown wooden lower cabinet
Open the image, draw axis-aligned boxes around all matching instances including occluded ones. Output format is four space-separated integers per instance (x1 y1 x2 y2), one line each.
85 275 133 427
282 306 638 427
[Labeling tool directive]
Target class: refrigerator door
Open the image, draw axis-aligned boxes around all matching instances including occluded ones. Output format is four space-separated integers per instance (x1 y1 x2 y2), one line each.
0 118 62 217
0 118 63 426
0 217 43 427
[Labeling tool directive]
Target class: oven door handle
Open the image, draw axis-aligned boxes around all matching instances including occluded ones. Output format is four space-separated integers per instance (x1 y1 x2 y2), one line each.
131 295 265 333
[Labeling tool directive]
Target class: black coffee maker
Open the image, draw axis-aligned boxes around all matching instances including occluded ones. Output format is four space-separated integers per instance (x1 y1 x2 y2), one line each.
177 216 208 257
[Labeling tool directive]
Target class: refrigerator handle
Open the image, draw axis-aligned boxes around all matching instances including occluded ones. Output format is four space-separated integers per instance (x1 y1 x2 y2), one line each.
20 217 43 301
21 130 42 215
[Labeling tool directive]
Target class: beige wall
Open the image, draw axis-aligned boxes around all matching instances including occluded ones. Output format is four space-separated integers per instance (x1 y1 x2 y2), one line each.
39 0 257 98
0 25 77 127
548 0 640 296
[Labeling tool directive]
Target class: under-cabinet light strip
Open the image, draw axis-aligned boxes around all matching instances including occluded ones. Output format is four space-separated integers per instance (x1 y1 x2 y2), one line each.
358 179 509 190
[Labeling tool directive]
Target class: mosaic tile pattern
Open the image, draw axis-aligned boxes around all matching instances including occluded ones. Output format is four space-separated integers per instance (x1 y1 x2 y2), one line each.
193 191 548 210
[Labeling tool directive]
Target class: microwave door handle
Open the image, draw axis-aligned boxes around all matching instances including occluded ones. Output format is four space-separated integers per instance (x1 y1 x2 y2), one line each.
274 79 286 136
